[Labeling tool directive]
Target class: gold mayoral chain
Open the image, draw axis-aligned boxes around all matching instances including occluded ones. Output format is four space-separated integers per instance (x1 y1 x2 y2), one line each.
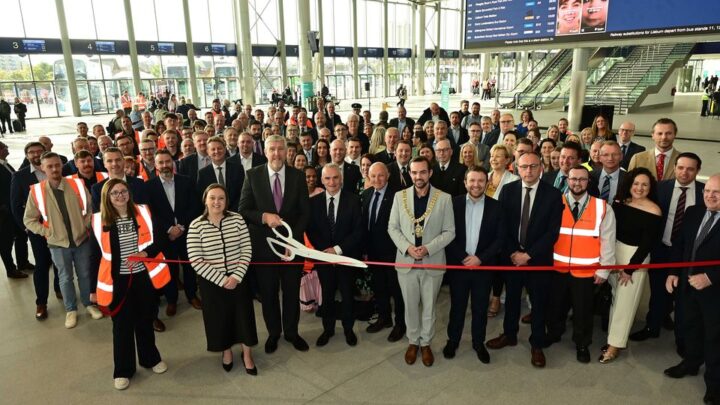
402 189 441 238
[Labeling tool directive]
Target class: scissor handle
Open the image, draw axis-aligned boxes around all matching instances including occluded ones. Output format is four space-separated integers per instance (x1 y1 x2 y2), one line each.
271 221 293 240
266 237 296 261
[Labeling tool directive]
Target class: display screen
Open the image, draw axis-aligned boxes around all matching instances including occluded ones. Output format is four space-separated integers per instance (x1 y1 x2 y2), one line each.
158 42 175 54
22 39 47 52
210 44 226 55
464 0 720 49
95 41 115 53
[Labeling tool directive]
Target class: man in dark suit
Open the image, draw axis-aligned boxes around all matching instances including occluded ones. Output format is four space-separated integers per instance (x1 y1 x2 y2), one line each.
20 136 68 169
631 153 705 349
590 141 626 202
387 140 413 192
325 102 343 128
61 137 106 176
178 131 212 183
239 135 311 354
237 132 267 172
329 139 361 193
430 139 466 196
664 174 720 405
362 162 405 341
10 141 61 319
543 141 583 194
617 121 646 170
146 149 202 315
388 106 415 136
0 141 30 278
487 152 563 368
91 148 146 212
197 136 244 210
479 117 499 147
443 166 506 364
448 111 469 147
417 102 450 126
306 163 363 347
375 127 400 165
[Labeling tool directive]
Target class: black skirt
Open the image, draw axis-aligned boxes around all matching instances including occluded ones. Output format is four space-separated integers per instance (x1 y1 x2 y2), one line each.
198 276 258 352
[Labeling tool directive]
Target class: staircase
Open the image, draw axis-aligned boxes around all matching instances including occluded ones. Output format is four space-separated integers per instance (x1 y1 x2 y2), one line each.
585 43 694 113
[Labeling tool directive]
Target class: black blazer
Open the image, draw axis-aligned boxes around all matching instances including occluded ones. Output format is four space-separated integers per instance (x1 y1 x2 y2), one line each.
445 195 507 266
0 164 14 217
620 142 646 170
448 126 469 147
61 159 106 176
10 166 41 228
326 114 343 128
671 205 720 286
658 179 705 245
375 150 395 165
306 191 363 259
197 159 245 211
247 152 268 168
386 162 411 193
417 107 450 126
145 173 200 234
589 168 625 199
481 129 500 147
388 117 416 132
543 169 598 195
238 164 310 260
342 163 362 194
178 153 200 183
91 176 146 213
430 160 467 197
498 180 564 266
20 154 67 169
361 187 396 261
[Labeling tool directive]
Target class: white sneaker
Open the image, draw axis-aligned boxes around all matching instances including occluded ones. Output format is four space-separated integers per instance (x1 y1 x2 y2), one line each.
114 378 129 390
152 361 167 374
86 305 104 320
65 311 78 329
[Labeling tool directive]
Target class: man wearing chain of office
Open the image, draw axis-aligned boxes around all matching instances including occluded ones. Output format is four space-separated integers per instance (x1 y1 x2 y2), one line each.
388 156 455 367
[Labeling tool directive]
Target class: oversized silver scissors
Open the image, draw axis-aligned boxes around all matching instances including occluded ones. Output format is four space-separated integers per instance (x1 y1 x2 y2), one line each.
266 221 367 268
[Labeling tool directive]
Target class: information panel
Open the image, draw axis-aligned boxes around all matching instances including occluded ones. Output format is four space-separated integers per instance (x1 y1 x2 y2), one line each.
465 0 720 49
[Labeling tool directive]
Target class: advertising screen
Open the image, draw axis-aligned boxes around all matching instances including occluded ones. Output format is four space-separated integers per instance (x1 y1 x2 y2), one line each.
464 0 720 49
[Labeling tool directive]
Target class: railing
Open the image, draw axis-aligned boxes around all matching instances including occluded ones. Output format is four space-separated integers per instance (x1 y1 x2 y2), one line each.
496 51 556 106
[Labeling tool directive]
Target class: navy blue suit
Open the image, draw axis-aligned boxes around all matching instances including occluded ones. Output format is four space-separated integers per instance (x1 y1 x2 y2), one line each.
497 180 563 348
445 194 506 347
10 166 59 304
196 159 245 211
146 173 201 303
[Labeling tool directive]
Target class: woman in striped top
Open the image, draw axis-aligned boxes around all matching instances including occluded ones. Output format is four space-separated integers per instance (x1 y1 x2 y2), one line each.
187 184 258 374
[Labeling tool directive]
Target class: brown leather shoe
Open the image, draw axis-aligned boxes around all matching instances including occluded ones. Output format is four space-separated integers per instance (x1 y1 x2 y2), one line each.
35 305 48 320
521 312 532 324
166 304 177 317
531 348 546 368
421 346 434 367
405 344 419 365
153 318 166 332
486 334 518 350
190 298 202 310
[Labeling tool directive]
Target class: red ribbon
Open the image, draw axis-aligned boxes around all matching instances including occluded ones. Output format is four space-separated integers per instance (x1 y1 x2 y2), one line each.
128 257 720 272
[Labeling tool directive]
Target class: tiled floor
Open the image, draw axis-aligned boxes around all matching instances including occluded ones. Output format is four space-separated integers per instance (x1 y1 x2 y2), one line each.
0 94 713 404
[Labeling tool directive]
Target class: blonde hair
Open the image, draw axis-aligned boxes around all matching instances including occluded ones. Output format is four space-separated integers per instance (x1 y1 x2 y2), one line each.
368 127 387 154
458 143 482 167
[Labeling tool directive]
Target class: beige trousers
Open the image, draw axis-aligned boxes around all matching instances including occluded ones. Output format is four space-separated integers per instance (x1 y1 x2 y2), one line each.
607 241 650 348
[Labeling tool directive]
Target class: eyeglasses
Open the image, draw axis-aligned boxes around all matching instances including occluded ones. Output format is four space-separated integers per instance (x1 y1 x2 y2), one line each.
517 164 540 170
435 148 451 153
109 189 129 198
500 120 513 124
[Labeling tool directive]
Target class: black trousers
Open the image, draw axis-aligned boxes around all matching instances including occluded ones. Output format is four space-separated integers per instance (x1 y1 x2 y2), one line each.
501 270 551 349
369 263 405 325
0 115 12 133
681 284 720 395
0 213 23 273
163 238 197 304
447 270 492 346
646 245 675 334
17 115 25 131
546 272 596 347
112 271 161 379
28 233 60 305
317 265 355 332
491 272 504 297
255 264 302 340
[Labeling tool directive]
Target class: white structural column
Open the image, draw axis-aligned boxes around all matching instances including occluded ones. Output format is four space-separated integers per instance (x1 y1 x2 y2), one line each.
383 0 389 97
416 3 426 96
277 0 288 89
297 0 312 85
54 0 80 116
316 0 325 87
481 52 490 81
410 3 417 95
235 0 255 105
520 51 529 80
351 0 360 98
122 0 142 96
435 3 441 92
568 48 590 131
457 0 465 93
182 0 199 104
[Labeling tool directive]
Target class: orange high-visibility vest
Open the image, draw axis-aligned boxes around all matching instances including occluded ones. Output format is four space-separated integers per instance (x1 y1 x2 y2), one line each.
137 162 158 182
121 95 132 109
553 195 606 278
134 95 147 110
66 172 109 182
91 204 170 307
30 178 88 228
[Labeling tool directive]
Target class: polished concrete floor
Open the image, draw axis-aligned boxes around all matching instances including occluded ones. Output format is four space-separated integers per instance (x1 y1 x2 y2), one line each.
0 94 714 403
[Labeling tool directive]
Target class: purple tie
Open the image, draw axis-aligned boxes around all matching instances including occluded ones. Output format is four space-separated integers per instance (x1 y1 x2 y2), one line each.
272 173 283 212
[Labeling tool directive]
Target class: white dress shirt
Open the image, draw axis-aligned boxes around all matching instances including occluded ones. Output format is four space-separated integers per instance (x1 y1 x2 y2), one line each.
465 194 485 255
325 190 342 254
267 163 286 194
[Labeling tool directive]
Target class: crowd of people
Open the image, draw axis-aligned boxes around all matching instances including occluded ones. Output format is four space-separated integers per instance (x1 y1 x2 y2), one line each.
0 96 718 403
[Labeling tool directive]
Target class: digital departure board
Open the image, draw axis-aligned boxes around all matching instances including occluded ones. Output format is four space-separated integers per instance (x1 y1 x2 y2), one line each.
465 0 720 49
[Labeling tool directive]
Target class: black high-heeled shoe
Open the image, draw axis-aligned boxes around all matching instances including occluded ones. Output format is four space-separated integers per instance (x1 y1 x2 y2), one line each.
243 356 258 376
222 353 233 372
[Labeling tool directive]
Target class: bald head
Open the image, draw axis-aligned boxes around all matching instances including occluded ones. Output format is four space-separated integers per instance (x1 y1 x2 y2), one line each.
369 162 389 190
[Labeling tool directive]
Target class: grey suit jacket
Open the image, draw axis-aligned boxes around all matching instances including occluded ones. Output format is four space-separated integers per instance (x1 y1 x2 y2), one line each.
387 186 455 275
